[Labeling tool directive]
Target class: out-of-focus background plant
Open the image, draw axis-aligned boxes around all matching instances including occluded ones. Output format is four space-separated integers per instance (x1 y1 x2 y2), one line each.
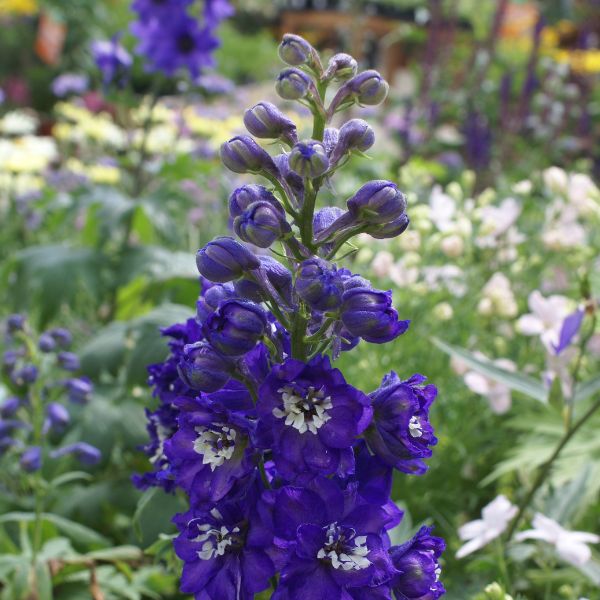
0 0 599 598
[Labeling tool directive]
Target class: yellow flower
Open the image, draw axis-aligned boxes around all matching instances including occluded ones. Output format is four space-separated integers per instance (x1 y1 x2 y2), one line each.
85 164 121 185
0 0 37 15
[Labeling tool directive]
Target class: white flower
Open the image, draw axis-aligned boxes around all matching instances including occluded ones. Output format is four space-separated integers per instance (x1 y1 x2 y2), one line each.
512 179 532 195
476 198 521 248
0 111 38 136
516 290 571 351
433 302 453 321
515 513 600 567
440 234 464 258
543 166 569 195
456 495 517 558
478 273 518 318
371 251 395 278
429 185 457 232
567 173 600 217
463 355 517 414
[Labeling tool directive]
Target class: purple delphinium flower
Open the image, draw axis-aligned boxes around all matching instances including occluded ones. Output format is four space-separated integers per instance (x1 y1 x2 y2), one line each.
341 288 410 344
553 308 585 355
256 355 372 480
389 526 446 599
132 13 218 79
265 477 397 599
365 373 438 475
50 442 101 465
20 446 42 472
164 396 257 504
173 484 275 599
131 0 194 22
91 37 132 87
51 73 89 98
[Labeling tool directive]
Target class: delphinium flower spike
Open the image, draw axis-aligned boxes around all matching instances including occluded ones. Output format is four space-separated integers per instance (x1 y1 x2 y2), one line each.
137 35 445 600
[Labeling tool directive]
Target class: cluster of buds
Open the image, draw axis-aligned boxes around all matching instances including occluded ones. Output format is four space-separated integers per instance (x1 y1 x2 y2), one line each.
137 35 445 600
1 315 100 474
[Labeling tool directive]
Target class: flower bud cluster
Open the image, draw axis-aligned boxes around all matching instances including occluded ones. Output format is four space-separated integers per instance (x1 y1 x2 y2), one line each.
137 35 445 600
1 315 100 475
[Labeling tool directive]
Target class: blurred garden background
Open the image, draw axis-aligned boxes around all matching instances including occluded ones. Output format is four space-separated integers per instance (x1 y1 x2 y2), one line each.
1 0 599 598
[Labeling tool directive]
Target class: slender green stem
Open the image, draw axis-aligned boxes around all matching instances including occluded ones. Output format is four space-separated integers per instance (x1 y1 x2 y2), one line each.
291 313 308 361
325 226 366 261
304 317 335 343
265 173 299 219
567 311 597 425
300 179 317 250
506 393 600 539
494 538 511 593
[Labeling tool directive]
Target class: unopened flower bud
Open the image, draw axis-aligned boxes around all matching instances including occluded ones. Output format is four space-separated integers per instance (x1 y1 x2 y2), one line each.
0 396 20 418
58 351 80 372
197 282 236 322
220 135 275 174
203 300 267 357
347 180 407 225
276 68 311 100
329 70 389 116
46 402 70 432
367 214 410 239
234 201 288 248
330 119 375 164
48 327 72 348
244 101 297 144
65 377 93 404
278 34 314 66
6 314 25 334
177 341 233 392
38 333 56 353
349 70 389 105
196 237 260 283
288 140 329 178
325 53 358 81
51 442 101 466
20 446 41 472
11 365 38 386
234 256 293 305
341 287 409 343
229 184 282 218
295 259 344 311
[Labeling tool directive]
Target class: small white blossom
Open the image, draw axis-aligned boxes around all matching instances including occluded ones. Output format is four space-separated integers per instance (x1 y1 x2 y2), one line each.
515 513 600 567
456 495 517 558
516 290 571 352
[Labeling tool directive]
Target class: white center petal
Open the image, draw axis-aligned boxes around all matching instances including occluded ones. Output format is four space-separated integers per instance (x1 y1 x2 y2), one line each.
408 415 423 438
273 384 333 435
193 424 237 470
317 523 371 571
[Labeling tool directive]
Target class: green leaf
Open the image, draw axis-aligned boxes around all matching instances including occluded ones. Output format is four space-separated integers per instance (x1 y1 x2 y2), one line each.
574 374 600 404
50 472 93 489
34 559 53 600
85 546 143 562
133 488 159 541
432 338 548 403
79 321 128 378
548 377 564 413
41 514 110 549
7 244 105 325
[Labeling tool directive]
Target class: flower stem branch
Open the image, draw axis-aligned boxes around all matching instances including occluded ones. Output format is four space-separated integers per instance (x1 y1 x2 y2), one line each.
506 393 600 539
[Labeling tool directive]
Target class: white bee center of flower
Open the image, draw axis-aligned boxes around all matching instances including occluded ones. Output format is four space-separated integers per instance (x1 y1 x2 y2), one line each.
193 424 236 470
192 523 241 561
272 384 333 435
434 564 442 582
317 523 371 571
409 415 423 438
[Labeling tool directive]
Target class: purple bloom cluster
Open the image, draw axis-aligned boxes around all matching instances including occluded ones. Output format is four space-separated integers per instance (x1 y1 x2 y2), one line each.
1 315 100 473
130 0 233 79
137 35 444 599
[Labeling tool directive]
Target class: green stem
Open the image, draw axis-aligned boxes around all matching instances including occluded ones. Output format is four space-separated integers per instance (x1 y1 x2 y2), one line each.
264 174 299 219
304 317 335 343
325 226 366 260
300 179 317 250
494 538 511 593
291 313 308 361
505 393 600 539
311 81 328 141
567 311 597 425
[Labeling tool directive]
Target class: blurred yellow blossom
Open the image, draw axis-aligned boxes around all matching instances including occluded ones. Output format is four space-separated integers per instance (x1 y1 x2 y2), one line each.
0 0 37 15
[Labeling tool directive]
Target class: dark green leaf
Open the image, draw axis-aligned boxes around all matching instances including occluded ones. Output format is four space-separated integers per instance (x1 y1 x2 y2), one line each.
432 338 548 403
